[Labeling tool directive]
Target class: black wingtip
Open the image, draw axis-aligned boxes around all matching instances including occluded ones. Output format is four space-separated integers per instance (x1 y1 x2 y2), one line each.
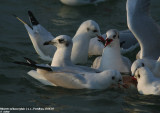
28 10 39 25
24 57 37 64
12 14 17 17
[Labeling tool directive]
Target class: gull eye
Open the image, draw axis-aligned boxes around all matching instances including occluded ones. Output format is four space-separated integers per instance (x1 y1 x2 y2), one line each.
87 28 90 31
112 76 115 80
113 35 116 39
58 39 65 43
93 29 98 33
138 74 140 78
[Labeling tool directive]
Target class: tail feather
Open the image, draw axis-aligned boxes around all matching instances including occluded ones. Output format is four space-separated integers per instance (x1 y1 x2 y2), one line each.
28 10 39 25
13 58 52 71
24 57 37 64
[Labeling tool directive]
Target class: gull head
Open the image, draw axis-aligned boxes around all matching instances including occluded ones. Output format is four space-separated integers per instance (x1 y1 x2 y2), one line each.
131 59 145 76
102 70 123 86
76 20 101 39
134 66 153 84
43 35 73 48
105 29 119 47
98 29 120 47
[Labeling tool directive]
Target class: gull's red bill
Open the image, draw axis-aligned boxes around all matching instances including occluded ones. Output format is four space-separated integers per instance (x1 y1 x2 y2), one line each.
105 38 113 47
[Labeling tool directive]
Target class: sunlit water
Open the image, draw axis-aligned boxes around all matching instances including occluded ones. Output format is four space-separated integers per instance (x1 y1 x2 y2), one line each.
0 0 160 113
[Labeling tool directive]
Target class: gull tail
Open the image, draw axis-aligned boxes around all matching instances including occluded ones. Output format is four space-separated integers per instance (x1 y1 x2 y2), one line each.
13 57 52 71
28 10 39 26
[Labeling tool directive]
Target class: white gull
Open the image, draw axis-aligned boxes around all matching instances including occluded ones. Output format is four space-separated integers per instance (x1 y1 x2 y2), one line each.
133 66 160 95
15 11 101 64
127 0 160 60
92 29 131 74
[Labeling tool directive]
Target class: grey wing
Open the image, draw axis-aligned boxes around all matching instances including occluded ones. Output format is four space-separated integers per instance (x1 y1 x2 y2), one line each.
42 72 87 89
78 65 101 73
32 25 56 59
92 56 102 69
119 30 137 49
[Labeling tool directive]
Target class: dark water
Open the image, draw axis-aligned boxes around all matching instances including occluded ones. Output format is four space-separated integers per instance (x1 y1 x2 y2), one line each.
1 0 160 113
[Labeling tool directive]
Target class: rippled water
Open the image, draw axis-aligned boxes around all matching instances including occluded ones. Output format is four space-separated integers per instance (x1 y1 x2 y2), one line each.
1 0 160 113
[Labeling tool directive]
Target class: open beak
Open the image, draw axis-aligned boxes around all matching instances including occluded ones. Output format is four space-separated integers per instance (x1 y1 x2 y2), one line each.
97 35 105 45
43 41 51 45
131 76 137 81
105 38 113 47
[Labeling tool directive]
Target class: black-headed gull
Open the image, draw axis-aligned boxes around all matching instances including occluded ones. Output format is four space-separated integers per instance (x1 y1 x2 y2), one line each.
14 58 123 89
44 35 100 73
15 11 101 64
127 0 160 60
14 11 56 61
92 29 131 74
133 66 160 95
71 20 101 64
60 0 105 6
131 57 160 78
89 30 138 56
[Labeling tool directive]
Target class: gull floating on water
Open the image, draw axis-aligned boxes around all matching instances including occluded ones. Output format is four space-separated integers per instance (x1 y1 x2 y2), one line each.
127 0 160 60
60 0 105 6
131 57 160 78
44 35 100 73
14 11 101 64
92 29 131 75
89 29 138 56
14 57 123 89
133 66 160 95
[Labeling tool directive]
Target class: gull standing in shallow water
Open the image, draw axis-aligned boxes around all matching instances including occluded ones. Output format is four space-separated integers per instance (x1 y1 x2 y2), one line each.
127 0 160 60
14 11 101 64
133 66 160 95
92 29 131 74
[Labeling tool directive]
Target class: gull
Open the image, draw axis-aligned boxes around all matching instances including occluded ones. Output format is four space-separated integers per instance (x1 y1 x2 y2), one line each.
14 11 101 64
60 0 105 6
44 35 100 73
127 0 160 60
92 29 131 74
71 20 101 64
89 29 138 56
131 57 160 78
14 11 56 61
133 66 160 95
14 58 123 89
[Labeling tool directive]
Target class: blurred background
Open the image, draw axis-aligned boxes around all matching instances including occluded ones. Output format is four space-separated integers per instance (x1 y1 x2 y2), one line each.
0 0 160 113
